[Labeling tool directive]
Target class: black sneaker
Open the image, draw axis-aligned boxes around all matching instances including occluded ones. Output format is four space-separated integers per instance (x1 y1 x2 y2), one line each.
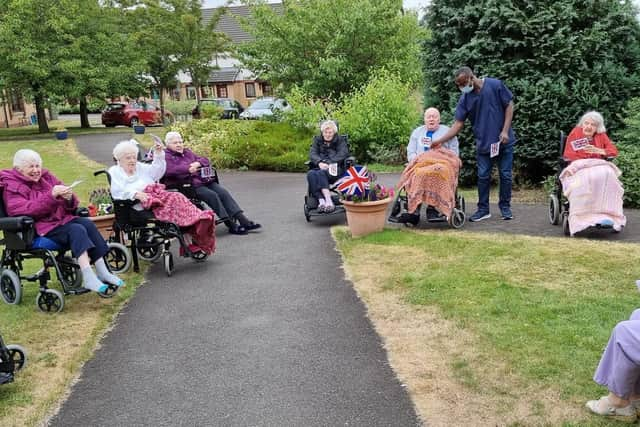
469 211 491 222
501 209 513 220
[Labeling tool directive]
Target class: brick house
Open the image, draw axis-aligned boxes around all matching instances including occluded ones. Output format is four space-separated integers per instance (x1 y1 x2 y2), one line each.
0 89 42 128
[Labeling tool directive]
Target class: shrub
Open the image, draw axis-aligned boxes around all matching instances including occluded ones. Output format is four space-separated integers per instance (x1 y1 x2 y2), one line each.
281 86 336 131
200 104 223 120
334 70 422 164
164 100 197 120
170 119 313 172
614 143 640 208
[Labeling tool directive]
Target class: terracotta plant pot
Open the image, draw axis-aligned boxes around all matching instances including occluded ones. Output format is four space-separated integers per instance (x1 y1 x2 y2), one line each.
89 214 115 240
342 198 392 237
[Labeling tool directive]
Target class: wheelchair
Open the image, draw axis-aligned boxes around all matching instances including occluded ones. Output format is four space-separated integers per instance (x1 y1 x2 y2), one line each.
303 155 356 222
548 131 620 236
94 170 211 277
0 190 119 313
388 187 466 229
0 331 26 385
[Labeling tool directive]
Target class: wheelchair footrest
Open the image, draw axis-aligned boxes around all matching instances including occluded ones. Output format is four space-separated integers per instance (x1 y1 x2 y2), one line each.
67 287 91 296
0 372 14 385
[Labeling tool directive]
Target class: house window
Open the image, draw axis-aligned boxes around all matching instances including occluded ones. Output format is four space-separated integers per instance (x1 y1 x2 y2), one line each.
171 88 181 101
216 85 228 98
186 86 197 100
245 83 256 98
10 90 24 112
202 86 213 97
262 83 273 97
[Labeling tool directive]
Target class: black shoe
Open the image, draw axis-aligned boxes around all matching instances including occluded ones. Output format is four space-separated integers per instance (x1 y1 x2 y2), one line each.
229 224 248 235
398 213 420 226
244 221 262 231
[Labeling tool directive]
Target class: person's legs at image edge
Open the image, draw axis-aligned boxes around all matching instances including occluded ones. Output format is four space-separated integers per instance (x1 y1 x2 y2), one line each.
470 152 492 221
498 144 514 220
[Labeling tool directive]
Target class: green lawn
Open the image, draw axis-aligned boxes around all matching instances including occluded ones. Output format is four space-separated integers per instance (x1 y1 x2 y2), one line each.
0 138 146 426
334 228 640 425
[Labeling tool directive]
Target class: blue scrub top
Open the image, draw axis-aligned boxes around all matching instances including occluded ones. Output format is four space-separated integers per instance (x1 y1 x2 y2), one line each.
454 77 516 154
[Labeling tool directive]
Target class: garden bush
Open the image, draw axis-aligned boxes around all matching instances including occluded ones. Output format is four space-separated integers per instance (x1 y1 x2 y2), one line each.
170 119 313 172
281 86 336 131
334 70 422 163
614 97 640 207
164 99 197 121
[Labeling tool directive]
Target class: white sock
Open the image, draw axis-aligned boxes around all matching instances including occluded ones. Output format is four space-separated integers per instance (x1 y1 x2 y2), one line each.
318 199 326 208
324 196 334 207
94 259 124 287
81 267 107 292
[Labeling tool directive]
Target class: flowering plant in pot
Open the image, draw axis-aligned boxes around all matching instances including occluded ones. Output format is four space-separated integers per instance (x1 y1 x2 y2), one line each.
87 187 113 217
337 168 395 237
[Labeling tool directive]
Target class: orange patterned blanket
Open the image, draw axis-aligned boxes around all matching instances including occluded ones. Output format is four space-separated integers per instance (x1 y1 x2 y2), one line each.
397 149 461 218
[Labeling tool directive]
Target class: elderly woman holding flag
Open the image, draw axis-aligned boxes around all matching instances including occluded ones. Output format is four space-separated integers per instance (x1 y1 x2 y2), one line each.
307 120 350 213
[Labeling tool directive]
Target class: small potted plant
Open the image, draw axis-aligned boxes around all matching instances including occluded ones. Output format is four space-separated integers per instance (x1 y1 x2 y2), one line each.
337 167 394 237
132 121 145 134
55 127 68 140
87 187 114 239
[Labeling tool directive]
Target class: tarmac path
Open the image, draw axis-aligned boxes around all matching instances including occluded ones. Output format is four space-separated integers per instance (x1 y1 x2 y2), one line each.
50 133 421 426
50 133 639 426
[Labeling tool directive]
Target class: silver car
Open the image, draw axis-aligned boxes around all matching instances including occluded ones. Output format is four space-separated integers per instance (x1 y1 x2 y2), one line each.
239 97 291 120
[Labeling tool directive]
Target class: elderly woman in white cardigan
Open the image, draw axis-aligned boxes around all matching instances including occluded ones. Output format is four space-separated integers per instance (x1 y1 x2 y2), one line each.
108 139 165 210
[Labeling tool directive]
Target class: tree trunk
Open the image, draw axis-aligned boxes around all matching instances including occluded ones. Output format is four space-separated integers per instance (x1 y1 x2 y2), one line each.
79 97 90 128
34 93 49 133
159 85 165 121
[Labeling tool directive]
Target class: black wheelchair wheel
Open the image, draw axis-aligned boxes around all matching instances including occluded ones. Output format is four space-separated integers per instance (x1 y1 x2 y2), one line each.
456 194 466 214
562 212 571 236
304 203 311 222
105 242 132 274
36 289 64 313
137 245 162 262
6 344 27 371
58 260 83 290
163 252 174 277
449 208 466 229
0 269 21 305
549 194 560 225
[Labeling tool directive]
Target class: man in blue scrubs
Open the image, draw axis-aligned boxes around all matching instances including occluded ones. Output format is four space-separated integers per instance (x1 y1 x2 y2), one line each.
432 66 516 221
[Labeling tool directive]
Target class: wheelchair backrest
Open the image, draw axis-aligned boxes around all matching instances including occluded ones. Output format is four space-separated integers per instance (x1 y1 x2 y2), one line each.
0 187 36 250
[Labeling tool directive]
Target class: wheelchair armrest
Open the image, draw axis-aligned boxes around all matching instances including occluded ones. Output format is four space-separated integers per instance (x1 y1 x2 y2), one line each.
305 160 316 170
0 215 34 232
344 156 356 168
606 156 616 162
76 207 89 217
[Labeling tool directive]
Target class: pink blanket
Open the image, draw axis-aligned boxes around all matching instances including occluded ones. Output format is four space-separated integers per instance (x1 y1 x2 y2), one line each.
559 158 626 235
141 183 216 254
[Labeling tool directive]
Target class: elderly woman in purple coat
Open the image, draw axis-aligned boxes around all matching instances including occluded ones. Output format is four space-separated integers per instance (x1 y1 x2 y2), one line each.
0 149 123 294
162 131 260 235
586 306 640 422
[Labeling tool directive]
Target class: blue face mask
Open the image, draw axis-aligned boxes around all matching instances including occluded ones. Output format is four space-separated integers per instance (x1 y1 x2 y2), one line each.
460 82 474 94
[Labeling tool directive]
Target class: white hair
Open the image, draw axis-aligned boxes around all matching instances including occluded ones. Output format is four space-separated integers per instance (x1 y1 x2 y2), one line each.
164 131 182 145
578 111 606 134
112 139 140 161
320 120 338 133
13 149 42 169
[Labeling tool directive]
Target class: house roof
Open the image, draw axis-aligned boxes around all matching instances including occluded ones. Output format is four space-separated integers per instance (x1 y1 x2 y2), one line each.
208 67 241 83
202 3 283 45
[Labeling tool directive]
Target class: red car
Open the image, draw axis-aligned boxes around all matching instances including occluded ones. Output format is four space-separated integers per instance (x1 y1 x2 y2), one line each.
101 102 173 127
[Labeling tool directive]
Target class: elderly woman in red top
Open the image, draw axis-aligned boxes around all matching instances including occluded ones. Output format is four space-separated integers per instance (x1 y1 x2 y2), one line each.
560 111 625 235
0 149 123 294
563 111 618 161
162 131 260 236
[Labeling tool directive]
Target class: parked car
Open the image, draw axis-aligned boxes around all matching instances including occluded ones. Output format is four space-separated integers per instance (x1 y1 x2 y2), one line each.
239 97 291 120
192 98 244 119
101 102 173 127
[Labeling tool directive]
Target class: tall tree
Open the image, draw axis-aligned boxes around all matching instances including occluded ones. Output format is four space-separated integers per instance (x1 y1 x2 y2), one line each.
64 2 146 128
239 0 424 99
133 0 190 119
0 0 82 133
177 1 228 103
423 0 640 183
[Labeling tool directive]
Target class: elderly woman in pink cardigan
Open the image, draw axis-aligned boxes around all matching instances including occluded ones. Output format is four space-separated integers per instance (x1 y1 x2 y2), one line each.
0 149 123 294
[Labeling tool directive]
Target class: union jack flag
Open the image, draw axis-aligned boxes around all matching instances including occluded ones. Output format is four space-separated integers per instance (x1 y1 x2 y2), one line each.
335 165 369 196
